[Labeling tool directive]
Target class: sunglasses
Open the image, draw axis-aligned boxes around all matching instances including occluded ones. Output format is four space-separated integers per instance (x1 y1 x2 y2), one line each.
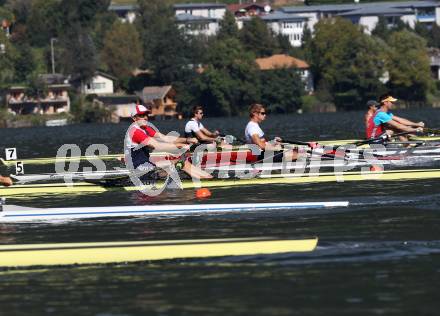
259 112 267 115
136 113 149 118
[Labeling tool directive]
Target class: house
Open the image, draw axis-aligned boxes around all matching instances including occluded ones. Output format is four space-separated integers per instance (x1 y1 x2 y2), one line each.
281 1 440 33
261 11 308 47
108 4 138 23
429 48 440 80
338 6 416 34
6 74 71 115
81 72 116 95
255 54 314 92
94 95 140 121
136 85 178 119
227 2 273 18
175 13 221 37
174 3 226 37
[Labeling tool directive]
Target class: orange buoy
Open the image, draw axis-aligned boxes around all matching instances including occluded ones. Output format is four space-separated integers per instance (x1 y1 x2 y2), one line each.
195 188 211 199
370 165 383 172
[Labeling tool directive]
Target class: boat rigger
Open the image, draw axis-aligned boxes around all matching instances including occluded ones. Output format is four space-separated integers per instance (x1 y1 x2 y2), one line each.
1 168 440 198
0 201 349 222
0 237 318 268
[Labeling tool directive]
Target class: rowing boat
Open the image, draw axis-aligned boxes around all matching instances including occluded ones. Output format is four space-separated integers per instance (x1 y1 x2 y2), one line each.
0 236 318 267
0 201 349 222
2 136 440 166
1 168 440 198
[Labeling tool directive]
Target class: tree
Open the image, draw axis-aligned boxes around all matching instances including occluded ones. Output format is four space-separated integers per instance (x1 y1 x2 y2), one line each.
385 30 433 101
309 18 386 109
217 10 239 40
26 0 61 47
430 24 440 48
26 74 48 113
372 16 389 40
194 37 259 116
239 17 279 57
59 25 98 84
0 31 16 88
13 43 36 83
58 0 110 31
259 68 304 113
101 20 142 86
136 0 175 69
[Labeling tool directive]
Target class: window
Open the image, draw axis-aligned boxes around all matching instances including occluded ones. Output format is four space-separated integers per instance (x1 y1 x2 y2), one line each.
92 82 106 90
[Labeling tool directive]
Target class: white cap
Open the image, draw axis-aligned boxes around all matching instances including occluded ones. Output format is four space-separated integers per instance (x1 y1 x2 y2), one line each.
131 103 151 117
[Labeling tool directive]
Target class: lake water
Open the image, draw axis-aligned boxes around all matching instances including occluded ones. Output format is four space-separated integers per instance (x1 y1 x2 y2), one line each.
0 109 439 315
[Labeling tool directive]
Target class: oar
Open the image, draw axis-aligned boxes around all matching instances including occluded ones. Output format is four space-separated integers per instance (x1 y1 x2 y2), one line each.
280 139 317 147
423 128 440 135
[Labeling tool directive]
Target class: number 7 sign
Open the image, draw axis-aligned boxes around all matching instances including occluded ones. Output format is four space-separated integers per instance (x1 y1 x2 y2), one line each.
5 148 17 160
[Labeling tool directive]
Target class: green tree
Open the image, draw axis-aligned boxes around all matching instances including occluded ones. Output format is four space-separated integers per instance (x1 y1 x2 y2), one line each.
217 10 239 40
26 0 61 47
310 18 386 109
239 17 279 57
0 31 16 88
259 68 304 113
385 30 433 101
372 16 389 40
136 0 175 69
26 74 48 113
101 20 142 86
13 43 36 83
58 0 110 31
430 24 440 48
195 37 259 116
59 25 98 84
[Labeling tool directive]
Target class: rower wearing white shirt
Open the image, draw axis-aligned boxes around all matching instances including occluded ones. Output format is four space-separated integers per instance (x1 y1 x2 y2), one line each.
184 106 220 144
245 103 299 162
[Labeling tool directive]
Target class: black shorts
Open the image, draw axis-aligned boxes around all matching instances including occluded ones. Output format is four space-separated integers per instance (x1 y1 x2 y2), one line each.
257 150 285 163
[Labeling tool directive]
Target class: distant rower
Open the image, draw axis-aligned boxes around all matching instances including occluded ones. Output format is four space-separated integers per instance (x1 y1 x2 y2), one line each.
127 103 212 179
366 94 424 140
364 100 378 135
184 106 220 144
245 103 298 162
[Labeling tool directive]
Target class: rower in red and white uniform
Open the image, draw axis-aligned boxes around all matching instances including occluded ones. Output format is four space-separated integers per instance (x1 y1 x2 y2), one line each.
245 103 299 162
364 100 378 135
127 103 212 179
366 94 424 141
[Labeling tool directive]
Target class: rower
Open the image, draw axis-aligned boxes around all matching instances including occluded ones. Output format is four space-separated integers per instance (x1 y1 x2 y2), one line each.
0 164 12 187
184 106 220 144
364 100 378 135
245 103 298 162
366 94 424 141
127 103 212 180
0 175 12 187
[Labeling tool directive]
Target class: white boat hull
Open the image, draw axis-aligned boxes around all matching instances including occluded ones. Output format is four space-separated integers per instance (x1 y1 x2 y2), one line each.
0 202 349 222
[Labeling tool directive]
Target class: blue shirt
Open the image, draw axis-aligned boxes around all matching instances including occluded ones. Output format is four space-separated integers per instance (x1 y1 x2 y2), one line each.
373 111 393 126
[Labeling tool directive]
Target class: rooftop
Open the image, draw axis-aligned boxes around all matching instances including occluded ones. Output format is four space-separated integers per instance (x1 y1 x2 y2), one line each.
256 54 309 70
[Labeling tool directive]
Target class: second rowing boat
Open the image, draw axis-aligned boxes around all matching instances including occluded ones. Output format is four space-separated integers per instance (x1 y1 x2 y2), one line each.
0 237 318 268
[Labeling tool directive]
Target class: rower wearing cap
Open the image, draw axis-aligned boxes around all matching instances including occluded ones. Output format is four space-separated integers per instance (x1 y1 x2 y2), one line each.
127 102 212 179
245 103 299 162
366 94 424 140
184 106 220 144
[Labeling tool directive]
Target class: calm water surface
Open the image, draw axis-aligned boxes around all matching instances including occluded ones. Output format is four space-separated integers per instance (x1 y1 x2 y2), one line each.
0 109 439 315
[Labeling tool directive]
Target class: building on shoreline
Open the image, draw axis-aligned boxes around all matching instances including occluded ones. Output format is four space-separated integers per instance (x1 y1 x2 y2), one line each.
6 74 71 115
